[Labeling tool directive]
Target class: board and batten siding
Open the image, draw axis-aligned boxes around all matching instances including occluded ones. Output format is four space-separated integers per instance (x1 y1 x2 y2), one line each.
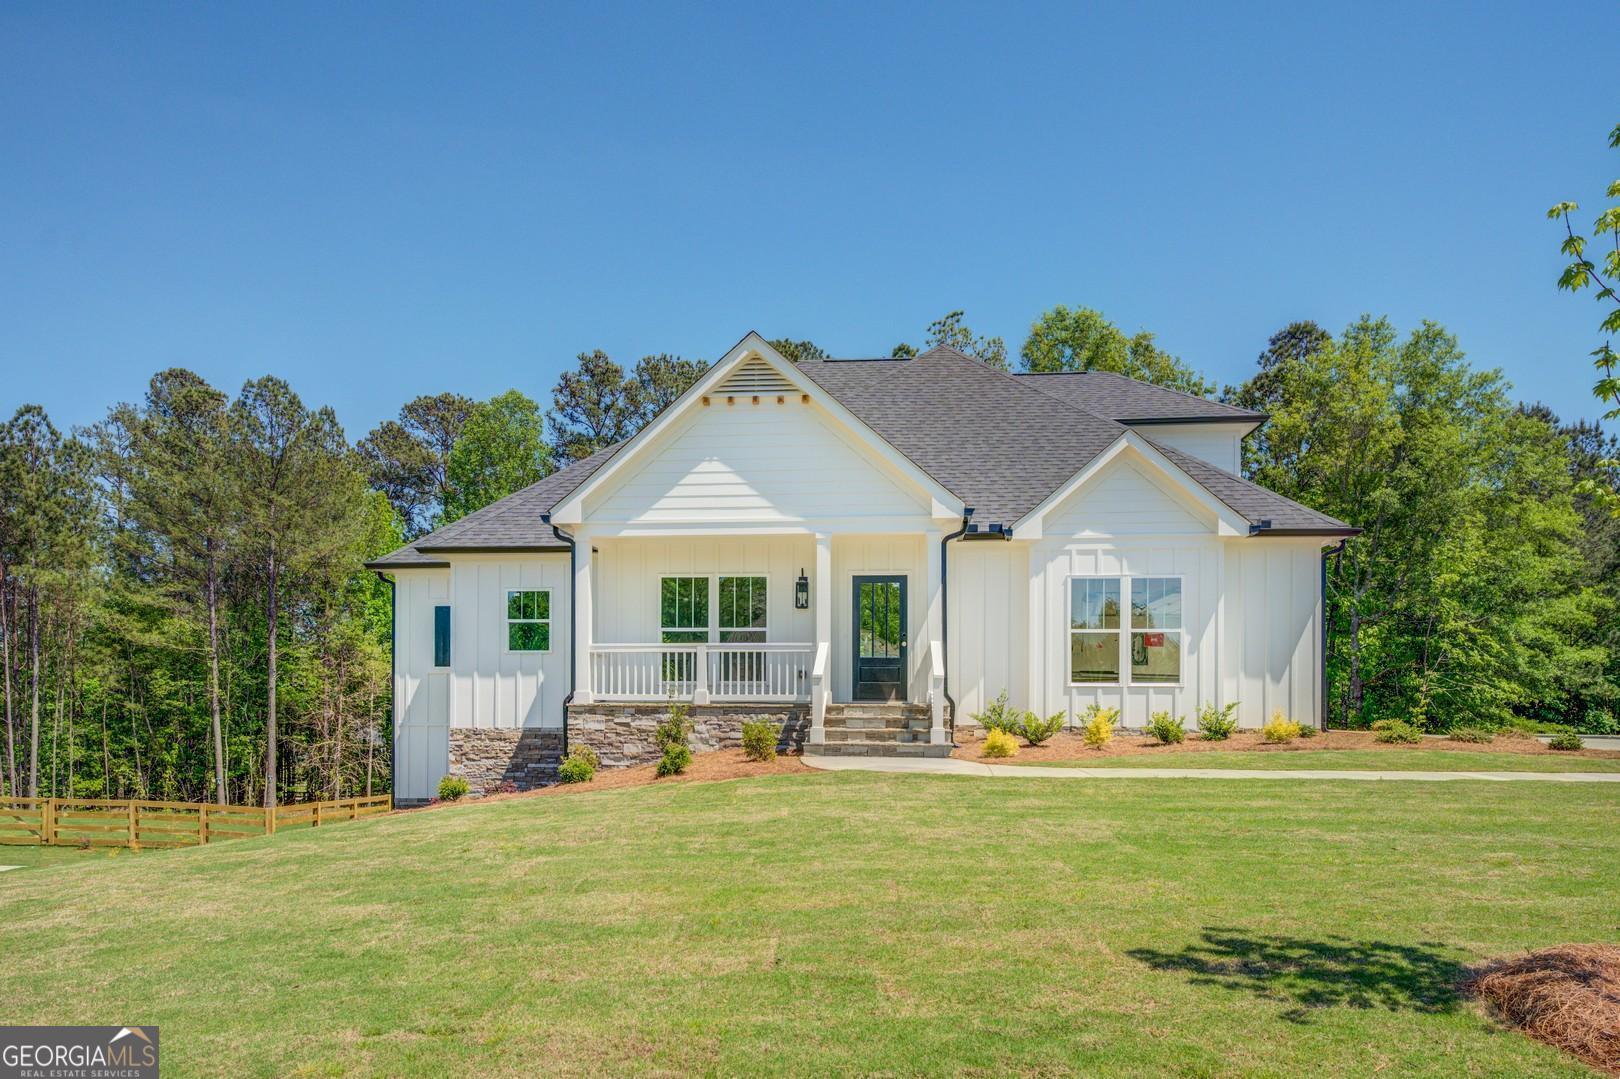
446 554 572 731
1220 539 1323 729
831 534 929 702
946 540 1030 718
392 567 450 804
592 535 815 644
581 396 932 526
1128 422 1248 474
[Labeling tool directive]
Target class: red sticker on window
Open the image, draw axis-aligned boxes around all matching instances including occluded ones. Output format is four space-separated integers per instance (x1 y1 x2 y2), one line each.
1143 633 1164 647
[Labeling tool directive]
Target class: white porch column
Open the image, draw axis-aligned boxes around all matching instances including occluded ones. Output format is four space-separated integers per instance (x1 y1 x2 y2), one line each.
572 529 594 704
810 532 832 744
925 529 948 744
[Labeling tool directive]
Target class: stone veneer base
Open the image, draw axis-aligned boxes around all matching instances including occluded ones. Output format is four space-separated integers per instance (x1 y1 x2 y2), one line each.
447 728 564 795
566 702 810 770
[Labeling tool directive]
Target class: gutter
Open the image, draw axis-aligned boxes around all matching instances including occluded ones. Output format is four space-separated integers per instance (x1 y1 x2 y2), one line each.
541 513 575 758
372 571 397 803
940 510 973 732
1320 539 1348 729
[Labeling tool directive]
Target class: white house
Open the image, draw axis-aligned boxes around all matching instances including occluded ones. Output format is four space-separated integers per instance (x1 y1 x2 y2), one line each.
369 333 1358 801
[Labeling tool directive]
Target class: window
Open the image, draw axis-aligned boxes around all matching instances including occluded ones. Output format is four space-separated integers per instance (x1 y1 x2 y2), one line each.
1069 578 1121 684
1130 577 1182 684
507 590 551 652
1068 575 1183 685
718 576 767 643
433 606 451 667
660 577 709 644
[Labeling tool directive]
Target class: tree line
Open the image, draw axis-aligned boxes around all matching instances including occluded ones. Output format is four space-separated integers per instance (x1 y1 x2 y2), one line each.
2 303 1616 807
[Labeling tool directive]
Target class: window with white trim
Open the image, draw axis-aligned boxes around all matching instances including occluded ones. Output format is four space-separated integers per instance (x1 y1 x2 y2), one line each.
660 577 709 644
1129 577 1182 684
506 590 551 652
718 576 767 643
1068 575 1183 685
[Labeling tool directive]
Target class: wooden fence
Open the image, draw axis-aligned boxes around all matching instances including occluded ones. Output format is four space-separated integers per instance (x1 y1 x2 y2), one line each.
0 794 391 850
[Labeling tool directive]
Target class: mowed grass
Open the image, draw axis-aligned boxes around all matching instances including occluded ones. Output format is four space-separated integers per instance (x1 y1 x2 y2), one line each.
999 748 1620 772
3 771 1617 1077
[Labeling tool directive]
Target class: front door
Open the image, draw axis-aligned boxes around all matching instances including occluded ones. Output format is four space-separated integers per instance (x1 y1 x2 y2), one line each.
853 575 907 701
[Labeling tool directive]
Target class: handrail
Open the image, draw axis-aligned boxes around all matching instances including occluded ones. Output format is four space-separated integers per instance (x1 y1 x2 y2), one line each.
926 639 947 744
591 641 815 652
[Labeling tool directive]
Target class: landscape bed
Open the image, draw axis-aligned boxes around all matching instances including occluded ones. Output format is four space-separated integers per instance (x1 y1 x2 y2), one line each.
2 761 1616 1076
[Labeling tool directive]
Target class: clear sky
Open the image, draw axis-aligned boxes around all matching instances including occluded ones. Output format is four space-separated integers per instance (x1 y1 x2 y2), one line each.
2 2 1615 440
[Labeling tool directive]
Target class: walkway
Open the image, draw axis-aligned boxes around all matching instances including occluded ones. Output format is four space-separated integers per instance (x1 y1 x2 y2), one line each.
801 755 1620 784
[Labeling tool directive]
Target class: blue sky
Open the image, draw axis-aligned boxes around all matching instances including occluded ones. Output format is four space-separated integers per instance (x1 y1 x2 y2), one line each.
2 2 1615 439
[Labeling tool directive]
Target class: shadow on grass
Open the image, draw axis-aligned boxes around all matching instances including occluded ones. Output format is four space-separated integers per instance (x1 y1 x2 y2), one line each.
1126 927 1463 1023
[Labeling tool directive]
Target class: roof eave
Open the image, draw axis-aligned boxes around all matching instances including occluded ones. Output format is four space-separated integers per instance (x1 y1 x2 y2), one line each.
1249 527 1362 538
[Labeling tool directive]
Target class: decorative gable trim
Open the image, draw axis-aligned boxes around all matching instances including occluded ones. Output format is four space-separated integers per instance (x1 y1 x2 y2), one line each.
1010 431 1250 540
547 332 965 526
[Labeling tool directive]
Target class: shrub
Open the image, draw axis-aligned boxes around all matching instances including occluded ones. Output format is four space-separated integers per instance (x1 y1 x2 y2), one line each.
1449 726 1494 744
557 745 600 784
655 702 693 753
1261 713 1302 744
1081 704 1117 749
982 728 1019 758
1198 702 1239 741
1579 708 1618 736
1298 723 1318 739
1548 730 1585 752
1017 710 1066 746
741 719 780 762
437 775 469 801
1375 720 1423 744
971 691 1020 734
1144 711 1186 745
1504 716 1574 737
656 742 693 776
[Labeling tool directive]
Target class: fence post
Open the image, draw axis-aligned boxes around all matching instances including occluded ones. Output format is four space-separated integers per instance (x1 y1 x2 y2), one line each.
199 803 209 846
265 803 276 836
42 798 55 846
313 802 322 828
128 801 139 851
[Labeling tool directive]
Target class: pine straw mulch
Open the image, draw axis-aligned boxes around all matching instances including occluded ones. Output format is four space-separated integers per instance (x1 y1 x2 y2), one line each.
1464 945 1620 1075
951 727 1620 763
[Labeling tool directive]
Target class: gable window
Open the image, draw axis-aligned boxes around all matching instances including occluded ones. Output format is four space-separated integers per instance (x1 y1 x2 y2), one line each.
1068 575 1183 685
507 590 551 652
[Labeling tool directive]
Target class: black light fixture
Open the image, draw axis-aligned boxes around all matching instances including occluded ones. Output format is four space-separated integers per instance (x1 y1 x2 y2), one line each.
795 569 810 609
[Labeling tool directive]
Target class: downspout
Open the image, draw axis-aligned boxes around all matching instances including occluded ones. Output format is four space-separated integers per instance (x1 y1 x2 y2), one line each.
940 511 973 731
1320 540 1347 730
542 514 574 758
372 571 397 803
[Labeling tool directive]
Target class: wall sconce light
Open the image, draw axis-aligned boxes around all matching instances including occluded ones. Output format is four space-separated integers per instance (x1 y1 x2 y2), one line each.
795 569 809 609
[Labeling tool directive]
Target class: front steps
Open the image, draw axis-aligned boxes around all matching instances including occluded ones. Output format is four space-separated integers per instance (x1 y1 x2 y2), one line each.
804 703 955 758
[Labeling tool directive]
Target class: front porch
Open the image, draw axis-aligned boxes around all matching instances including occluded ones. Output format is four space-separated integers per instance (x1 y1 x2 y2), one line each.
567 532 953 749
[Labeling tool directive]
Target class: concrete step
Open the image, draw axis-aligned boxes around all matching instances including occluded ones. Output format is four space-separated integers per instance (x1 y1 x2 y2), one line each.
803 741 954 759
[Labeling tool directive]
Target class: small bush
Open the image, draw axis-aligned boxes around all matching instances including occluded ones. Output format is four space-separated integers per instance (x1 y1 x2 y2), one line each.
1298 723 1318 739
1449 726 1495 744
1081 704 1118 749
1198 702 1239 741
741 719 780 762
655 702 694 753
1582 708 1619 736
1261 713 1302 744
1144 711 1186 745
656 742 693 776
1375 720 1423 744
557 745 600 784
971 691 1020 734
1017 711 1066 746
437 775 469 801
982 728 1019 758
1548 730 1585 752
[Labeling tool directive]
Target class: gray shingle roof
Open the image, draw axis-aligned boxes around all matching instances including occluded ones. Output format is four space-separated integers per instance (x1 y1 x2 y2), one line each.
1015 370 1265 424
369 346 1353 569
798 347 1352 534
365 444 620 569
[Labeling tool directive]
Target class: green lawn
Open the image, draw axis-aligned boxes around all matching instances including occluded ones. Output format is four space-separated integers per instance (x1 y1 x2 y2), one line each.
0 842 139 872
2 770 1614 1076
998 748 1620 772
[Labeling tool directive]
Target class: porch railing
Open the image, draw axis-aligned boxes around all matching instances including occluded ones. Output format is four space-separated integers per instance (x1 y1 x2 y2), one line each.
590 643 815 703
